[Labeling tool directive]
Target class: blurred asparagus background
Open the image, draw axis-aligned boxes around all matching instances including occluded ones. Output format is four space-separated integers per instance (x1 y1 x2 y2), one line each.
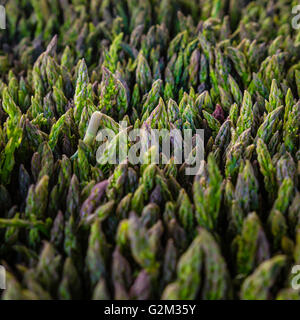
0 0 299 300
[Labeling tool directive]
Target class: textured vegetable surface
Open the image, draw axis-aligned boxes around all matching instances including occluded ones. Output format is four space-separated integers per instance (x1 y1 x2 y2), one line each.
0 0 300 300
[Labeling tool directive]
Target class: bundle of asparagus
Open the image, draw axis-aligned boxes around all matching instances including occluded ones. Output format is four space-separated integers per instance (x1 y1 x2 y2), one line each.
0 0 299 300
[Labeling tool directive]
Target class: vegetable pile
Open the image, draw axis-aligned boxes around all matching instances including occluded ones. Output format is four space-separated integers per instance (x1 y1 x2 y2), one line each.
0 0 299 300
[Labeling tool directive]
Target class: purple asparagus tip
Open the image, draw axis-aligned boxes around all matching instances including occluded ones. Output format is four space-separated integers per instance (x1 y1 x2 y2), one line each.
212 104 225 123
